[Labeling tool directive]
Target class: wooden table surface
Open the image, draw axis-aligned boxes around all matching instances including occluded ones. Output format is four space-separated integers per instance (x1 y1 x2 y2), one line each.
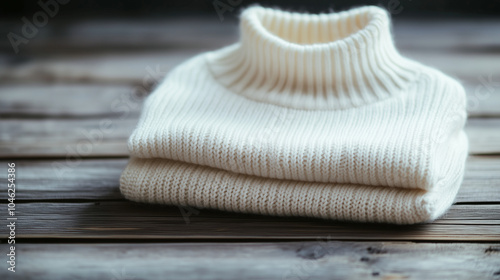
1 17 500 279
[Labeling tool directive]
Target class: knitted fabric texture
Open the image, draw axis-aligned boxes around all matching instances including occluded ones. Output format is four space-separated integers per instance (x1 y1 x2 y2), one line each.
120 6 469 224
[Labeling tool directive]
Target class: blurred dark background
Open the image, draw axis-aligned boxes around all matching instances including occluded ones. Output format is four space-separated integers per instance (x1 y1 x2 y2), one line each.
1 0 499 78
1 0 500 19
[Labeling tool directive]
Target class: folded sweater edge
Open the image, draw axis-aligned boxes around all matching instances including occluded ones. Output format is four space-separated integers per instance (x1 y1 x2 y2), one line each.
119 132 468 224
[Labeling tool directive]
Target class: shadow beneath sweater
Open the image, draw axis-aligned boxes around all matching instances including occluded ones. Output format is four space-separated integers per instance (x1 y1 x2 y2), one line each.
68 200 441 240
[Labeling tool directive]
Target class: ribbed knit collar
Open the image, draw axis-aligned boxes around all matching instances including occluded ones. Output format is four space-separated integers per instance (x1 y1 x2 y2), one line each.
206 6 421 110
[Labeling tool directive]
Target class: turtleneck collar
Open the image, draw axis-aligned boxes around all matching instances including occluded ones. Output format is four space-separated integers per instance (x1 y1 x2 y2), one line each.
206 6 421 110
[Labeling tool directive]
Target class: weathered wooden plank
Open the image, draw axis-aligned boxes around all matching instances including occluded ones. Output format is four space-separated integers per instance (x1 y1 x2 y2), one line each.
0 156 498 203
0 118 136 158
458 156 500 203
3 201 499 240
393 19 500 51
463 82 500 118
0 159 126 201
0 84 141 118
0 50 200 84
0 118 498 158
0 242 499 280
466 118 500 154
440 205 500 222
400 51 500 83
1 82 498 118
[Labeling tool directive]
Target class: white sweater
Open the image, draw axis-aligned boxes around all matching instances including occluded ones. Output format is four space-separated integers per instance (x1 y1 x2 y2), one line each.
120 6 469 224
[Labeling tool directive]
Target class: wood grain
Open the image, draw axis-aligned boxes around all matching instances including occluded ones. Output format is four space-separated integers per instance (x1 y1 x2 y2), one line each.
463 81 500 118
0 156 498 203
2 201 498 240
1 242 499 280
0 118 136 158
0 84 140 118
0 50 202 84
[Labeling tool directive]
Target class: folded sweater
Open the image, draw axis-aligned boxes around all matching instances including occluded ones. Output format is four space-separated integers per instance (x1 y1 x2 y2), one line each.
120 5 469 224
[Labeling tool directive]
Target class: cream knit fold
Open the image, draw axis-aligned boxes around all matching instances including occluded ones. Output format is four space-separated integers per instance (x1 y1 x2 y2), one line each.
120 6 469 224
